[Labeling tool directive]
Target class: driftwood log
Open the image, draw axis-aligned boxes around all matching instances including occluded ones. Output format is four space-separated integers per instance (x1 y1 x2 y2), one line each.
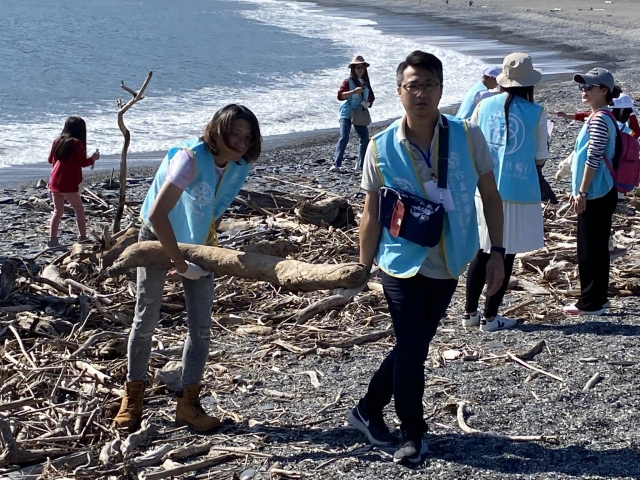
106 241 368 291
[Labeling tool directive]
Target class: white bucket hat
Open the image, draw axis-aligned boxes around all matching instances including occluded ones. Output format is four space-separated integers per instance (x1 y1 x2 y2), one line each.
496 53 543 88
612 93 637 113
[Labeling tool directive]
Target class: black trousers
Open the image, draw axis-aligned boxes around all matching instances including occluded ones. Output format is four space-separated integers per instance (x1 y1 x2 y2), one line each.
576 188 618 310
465 251 516 319
359 273 457 436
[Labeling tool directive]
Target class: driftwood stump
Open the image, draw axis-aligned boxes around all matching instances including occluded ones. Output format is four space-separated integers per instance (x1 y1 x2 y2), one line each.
295 197 355 229
106 241 367 291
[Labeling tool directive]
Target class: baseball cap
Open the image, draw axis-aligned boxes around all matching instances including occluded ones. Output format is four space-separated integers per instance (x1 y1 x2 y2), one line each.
483 66 502 78
612 93 637 113
573 67 615 91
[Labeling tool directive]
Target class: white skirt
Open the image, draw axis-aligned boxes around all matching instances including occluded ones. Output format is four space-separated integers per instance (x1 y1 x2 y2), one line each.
475 196 544 254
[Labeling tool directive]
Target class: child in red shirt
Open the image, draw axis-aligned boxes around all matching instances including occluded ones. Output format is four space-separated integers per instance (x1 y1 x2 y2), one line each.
47 116 100 246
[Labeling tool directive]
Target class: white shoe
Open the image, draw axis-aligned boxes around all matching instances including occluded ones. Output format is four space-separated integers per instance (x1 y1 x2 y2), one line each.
480 315 518 332
562 302 608 316
329 165 341 172
461 311 481 327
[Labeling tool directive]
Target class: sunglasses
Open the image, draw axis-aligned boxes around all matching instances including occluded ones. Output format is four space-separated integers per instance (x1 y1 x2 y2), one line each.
578 84 603 92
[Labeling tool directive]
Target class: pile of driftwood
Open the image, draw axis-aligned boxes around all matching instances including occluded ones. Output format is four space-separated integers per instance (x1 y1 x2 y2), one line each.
1 182 639 478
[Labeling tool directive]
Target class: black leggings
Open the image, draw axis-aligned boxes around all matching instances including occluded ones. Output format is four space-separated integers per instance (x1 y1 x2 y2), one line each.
465 250 516 319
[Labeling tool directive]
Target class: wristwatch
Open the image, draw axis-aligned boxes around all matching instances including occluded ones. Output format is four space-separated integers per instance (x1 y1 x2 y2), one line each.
490 246 506 258
578 191 588 198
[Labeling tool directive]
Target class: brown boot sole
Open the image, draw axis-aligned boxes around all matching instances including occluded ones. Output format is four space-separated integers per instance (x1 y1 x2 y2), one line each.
175 418 221 433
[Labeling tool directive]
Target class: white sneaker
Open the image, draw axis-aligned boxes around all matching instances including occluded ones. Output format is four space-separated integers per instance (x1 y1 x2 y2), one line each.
329 165 341 172
480 315 518 332
562 302 608 316
461 311 481 327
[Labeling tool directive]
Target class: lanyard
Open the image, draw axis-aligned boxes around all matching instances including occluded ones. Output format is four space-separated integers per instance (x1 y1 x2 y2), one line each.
409 142 435 180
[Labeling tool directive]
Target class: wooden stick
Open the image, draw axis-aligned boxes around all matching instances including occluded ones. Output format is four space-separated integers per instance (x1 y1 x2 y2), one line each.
507 353 564 382
141 454 236 480
456 401 556 443
75 361 111 384
583 372 603 391
8 325 38 369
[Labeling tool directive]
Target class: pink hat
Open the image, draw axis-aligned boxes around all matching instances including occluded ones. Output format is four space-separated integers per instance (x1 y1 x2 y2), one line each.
349 55 370 68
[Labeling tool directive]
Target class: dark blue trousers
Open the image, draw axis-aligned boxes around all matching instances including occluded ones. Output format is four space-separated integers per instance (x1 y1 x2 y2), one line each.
360 272 457 436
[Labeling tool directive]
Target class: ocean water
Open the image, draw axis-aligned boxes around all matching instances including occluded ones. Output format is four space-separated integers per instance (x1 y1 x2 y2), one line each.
0 0 587 171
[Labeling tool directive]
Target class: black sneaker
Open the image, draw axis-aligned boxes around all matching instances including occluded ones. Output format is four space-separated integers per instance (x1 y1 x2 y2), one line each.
347 406 399 446
393 435 429 464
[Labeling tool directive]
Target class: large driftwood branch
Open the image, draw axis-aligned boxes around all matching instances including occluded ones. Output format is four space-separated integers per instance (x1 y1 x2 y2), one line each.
113 71 153 234
106 241 368 292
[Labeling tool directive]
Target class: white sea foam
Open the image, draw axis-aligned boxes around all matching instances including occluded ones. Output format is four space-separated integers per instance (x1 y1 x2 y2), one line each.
0 0 577 169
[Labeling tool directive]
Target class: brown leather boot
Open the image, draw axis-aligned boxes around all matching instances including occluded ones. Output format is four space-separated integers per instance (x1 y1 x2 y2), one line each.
176 384 221 432
113 381 145 429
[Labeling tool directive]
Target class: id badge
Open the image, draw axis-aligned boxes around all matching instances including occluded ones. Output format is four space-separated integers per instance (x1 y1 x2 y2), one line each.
390 199 405 237
424 180 455 211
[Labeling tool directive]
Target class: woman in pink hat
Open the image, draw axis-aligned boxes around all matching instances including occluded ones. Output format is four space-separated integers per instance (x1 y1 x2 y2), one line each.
331 55 375 173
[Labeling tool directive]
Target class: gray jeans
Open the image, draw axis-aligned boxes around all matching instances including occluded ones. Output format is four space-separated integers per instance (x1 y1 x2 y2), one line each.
127 226 213 388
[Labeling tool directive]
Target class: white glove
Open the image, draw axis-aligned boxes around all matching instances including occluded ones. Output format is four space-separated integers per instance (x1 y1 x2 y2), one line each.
555 152 574 180
333 283 366 299
177 261 209 280
361 101 371 109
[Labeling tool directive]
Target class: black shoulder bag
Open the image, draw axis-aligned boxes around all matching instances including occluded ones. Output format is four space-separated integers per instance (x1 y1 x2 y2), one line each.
377 116 449 248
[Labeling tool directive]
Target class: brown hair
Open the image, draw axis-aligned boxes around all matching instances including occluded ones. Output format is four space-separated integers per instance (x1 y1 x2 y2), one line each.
200 104 262 162
53 116 87 161
350 65 372 89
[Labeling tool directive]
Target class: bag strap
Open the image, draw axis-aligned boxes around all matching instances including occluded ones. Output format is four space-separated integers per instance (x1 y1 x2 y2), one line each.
437 115 449 189
587 109 619 174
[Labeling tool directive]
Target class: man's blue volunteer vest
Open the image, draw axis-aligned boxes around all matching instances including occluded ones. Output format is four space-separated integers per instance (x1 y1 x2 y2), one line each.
373 115 480 278
140 138 251 246
476 93 543 204
571 110 615 199
339 78 371 120
455 81 486 120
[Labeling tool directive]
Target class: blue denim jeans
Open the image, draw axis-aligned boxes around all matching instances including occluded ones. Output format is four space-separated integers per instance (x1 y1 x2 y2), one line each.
127 226 213 388
333 117 370 169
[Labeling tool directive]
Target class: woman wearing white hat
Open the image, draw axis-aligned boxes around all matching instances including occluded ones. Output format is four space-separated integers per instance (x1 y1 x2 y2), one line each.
331 55 375 173
611 93 640 137
463 52 549 332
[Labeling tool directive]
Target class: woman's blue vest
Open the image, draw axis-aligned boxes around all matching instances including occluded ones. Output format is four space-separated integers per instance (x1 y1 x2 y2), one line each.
374 116 479 278
571 110 615 199
140 138 251 246
618 121 632 135
455 81 487 120
476 93 543 204
339 78 370 120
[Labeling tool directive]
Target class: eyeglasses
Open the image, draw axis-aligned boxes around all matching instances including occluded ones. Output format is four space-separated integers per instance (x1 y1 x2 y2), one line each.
578 84 603 92
355 66 366 70
401 82 441 94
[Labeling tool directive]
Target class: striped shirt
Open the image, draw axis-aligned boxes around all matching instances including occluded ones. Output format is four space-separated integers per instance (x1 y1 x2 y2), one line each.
586 112 611 169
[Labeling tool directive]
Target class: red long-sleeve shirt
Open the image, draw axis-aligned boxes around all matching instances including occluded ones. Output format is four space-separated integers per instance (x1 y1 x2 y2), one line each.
47 138 94 193
337 78 375 106
575 111 640 138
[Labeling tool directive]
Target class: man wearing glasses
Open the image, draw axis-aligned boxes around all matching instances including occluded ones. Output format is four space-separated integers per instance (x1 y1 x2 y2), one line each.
348 50 505 464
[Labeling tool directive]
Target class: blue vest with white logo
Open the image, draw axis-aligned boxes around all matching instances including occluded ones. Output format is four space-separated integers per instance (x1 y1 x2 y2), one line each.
373 116 480 278
140 138 251 246
476 93 543 204
571 110 615 199
455 81 486 120
618 121 632 135
339 78 371 120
